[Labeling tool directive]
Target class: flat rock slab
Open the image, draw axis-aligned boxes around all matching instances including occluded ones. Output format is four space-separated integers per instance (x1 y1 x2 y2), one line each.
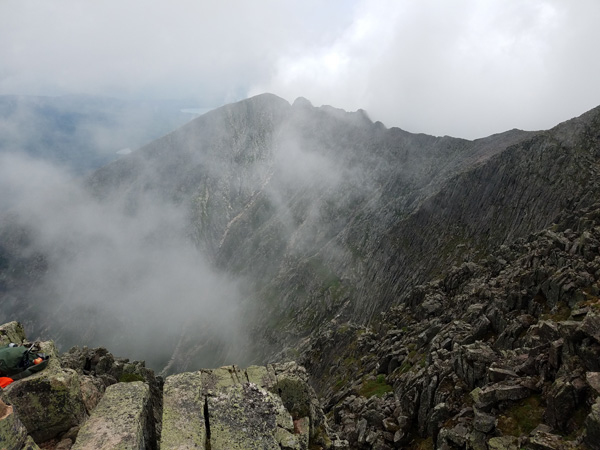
72 381 150 450
476 382 532 406
208 383 295 450
161 365 305 450
161 371 207 449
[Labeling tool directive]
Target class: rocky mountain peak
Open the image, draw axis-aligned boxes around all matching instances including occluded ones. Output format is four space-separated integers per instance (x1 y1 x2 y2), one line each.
292 96 313 108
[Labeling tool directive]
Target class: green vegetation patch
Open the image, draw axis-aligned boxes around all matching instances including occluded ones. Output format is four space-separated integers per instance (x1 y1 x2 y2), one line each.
497 395 544 437
408 437 434 450
541 301 572 322
119 373 145 383
359 375 393 398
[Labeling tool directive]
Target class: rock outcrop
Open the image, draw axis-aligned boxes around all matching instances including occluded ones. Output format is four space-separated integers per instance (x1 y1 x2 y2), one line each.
72 381 152 450
292 202 600 449
0 398 39 450
162 362 328 449
0 322 329 449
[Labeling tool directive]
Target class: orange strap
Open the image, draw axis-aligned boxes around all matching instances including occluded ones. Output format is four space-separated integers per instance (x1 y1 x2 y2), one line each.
0 377 14 388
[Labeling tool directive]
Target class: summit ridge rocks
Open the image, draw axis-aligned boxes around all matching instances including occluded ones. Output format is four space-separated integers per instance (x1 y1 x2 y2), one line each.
0 322 328 449
295 202 600 449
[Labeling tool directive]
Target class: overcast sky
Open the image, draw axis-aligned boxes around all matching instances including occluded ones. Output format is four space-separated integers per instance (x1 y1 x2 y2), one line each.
1 0 599 139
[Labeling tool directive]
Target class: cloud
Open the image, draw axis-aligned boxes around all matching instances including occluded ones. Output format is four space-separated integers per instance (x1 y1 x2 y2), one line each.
2 0 599 138
0 153 248 370
0 0 355 104
251 0 600 138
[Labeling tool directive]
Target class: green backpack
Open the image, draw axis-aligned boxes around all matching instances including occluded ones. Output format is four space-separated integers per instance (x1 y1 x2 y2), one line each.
0 344 49 381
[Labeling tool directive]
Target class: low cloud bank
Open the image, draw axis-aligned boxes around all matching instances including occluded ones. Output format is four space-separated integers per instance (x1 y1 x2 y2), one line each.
0 153 249 371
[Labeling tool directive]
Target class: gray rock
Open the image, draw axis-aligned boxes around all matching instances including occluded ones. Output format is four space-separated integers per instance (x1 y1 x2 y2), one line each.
440 423 469 447
487 435 518 450
545 378 577 431
0 398 38 450
528 429 568 450
453 342 497 389
0 321 26 346
581 311 600 343
488 367 518 383
477 381 532 406
427 402 451 438
79 375 105 414
54 438 74 450
161 371 207 449
357 418 368 444
72 381 151 450
587 371 600 395
468 430 488 450
162 364 325 450
3 341 87 443
382 417 399 432
473 407 496 433
584 398 600 450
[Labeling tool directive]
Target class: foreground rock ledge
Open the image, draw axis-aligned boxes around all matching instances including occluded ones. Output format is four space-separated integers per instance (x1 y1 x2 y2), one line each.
0 321 328 449
2 340 86 443
72 381 150 450
162 363 327 450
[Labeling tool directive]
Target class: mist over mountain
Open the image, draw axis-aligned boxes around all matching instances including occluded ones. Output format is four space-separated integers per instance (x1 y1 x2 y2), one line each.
1 93 599 377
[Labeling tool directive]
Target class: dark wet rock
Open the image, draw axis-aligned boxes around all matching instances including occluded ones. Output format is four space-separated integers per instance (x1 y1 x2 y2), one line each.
476 381 533 407
586 371 600 395
545 378 578 431
488 366 519 383
584 398 600 450
453 342 498 389
473 407 496 433
581 311 600 343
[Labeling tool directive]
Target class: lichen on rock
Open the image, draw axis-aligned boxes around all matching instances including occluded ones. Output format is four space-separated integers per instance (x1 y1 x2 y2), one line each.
71 381 151 450
2 340 86 443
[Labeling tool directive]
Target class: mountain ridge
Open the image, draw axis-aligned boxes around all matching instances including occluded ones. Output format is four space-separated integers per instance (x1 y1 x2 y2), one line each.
2 94 600 366
2 94 600 449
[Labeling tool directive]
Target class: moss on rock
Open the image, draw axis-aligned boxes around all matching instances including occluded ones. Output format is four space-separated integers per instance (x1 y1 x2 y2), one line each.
161 371 207 449
0 321 26 346
2 341 86 443
72 381 150 450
